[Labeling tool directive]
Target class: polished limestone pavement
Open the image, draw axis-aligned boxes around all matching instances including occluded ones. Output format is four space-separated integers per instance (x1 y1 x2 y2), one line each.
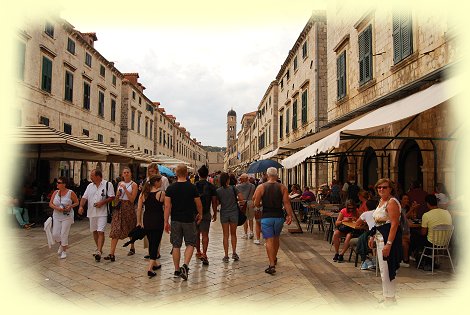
5 217 461 313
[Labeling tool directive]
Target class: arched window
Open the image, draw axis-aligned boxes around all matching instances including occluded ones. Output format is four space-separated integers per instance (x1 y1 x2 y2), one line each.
363 147 378 189
338 154 349 185
398 140 423 193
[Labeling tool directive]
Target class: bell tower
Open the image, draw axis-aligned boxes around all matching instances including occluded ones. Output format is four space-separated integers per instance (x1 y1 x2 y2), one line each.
227 108 237 150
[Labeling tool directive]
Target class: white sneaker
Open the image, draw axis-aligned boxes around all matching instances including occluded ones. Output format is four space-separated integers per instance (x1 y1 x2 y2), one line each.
60 251 67 259
241 234 248 239
57 246 63 255
249 233 254 239
361 260 369 270
400 262 410 268
254 239 260 245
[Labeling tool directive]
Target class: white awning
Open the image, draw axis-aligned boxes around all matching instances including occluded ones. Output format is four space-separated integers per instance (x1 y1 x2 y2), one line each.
282 76 461 169
261 114 367 160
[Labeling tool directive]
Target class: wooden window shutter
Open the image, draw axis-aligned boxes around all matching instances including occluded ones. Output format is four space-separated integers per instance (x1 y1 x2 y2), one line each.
401 13 413 59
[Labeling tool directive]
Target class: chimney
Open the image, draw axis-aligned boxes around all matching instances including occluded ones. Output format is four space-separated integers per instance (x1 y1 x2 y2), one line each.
123 73 139 85
81 32 97 47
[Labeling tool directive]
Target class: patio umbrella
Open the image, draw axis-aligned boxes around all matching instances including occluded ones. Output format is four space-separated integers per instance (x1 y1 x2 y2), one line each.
158 164 175 177
246 159 283 174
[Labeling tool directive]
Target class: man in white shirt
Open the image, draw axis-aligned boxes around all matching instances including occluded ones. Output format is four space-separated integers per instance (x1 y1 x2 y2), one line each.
78 169 115 262
352 199 378 270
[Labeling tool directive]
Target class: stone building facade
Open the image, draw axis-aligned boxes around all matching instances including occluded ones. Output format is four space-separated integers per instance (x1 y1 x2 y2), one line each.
17 16 209 188
17 17 123 183
322 2 462 195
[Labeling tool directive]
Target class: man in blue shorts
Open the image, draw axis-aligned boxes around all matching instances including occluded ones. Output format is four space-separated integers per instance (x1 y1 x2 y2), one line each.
253 167 293 275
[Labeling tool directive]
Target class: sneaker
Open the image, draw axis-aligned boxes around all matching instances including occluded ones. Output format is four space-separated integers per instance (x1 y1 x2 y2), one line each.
249 233 254 239
174 270 181 278
180 264 189 280
60 251 67 259
241 234 248 239
400 261 410 268
222 256 229 263
57 246 63 255
333 253 340 262
367 260 376 270
361 261 369 270
254 239 261 245
337 254 344 263
232 253 239 261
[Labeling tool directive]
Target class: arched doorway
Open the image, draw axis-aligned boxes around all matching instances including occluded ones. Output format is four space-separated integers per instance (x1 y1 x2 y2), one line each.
338 154 348 185
398 140 423 193
363 147 378 189
59 161 70 179
109 163 115 181
80 161 88 181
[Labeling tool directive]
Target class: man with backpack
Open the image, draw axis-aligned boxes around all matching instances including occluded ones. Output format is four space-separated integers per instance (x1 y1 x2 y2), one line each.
194 165 218 265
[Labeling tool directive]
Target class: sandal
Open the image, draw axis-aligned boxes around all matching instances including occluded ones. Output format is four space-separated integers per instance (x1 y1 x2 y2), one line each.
127 248 135 256
103 254 115 262
265 265 276 275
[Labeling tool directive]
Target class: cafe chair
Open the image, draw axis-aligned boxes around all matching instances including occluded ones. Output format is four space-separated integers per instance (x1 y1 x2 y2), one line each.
416 224 455 275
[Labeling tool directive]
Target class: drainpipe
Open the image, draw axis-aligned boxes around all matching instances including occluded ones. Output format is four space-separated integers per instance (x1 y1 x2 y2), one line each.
314 22 320 189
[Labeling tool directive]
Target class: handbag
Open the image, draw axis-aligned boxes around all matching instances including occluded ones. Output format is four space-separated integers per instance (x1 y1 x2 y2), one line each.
337 224 354 233
232 186 247 226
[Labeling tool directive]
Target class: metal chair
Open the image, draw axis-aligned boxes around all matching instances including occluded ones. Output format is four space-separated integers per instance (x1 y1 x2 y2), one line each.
416 224 455 274
307 204 324 233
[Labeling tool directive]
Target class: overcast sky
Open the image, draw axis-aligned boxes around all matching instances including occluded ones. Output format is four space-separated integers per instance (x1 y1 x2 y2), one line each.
58 1 325 147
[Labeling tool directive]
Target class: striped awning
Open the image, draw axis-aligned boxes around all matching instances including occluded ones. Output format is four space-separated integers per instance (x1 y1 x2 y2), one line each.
11 124 109 161
77 136 137 163
153 154 191 166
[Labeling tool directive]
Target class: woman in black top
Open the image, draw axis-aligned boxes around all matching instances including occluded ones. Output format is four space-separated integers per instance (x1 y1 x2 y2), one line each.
136 174 165 278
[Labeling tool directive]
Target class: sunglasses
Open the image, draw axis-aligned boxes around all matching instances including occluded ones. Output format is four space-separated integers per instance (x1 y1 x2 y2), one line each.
377 186 389 190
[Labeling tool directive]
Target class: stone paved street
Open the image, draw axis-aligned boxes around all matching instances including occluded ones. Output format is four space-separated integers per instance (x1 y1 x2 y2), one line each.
5 218 463 313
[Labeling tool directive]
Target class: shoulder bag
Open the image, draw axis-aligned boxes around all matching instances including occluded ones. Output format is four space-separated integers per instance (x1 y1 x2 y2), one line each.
232 186 247 226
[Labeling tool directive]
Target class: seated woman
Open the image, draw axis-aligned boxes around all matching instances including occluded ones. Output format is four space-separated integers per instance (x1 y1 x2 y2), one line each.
7 196 35 229
332 199 358 263
289 184 301 199
357 190 370 215
299 187 316 222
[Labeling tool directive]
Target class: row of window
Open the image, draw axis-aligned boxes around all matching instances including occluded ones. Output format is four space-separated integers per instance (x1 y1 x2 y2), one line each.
44 21 116 86
130 108 154 140
39 115 112 143
336 14 413 100
279 89 308 139
41 56 117 122
280 40 309 90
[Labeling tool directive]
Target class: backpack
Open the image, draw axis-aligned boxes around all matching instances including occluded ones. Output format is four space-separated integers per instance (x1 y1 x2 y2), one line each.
347 182 360 203
196 180 213 215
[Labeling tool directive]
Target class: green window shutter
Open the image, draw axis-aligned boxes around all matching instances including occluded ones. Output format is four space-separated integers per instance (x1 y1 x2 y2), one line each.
358 31 365 84
286 108 290 134
41 57 52 93
292 100 297 130
342 53 346 97
337 56 341 99
401 13 413 59
365 25 372 82
64 72 73 101
301 90 308 124
280 115 283 139
392 14 402 63
359 25 373 84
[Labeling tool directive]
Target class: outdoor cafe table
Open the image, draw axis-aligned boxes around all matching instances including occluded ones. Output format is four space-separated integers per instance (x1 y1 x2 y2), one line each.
341 220 368 230
24 200 51 223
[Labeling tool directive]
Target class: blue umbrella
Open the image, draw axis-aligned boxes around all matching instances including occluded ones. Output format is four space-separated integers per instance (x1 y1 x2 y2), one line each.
158 164 175 177
246 159 283 174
